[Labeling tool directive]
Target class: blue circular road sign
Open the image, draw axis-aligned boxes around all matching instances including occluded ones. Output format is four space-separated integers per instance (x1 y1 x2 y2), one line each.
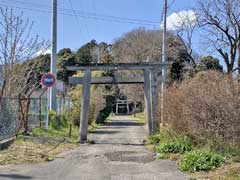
41 73 56 88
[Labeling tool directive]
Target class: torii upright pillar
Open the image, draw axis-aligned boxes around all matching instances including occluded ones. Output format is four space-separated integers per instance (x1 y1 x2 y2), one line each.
144 69 160 136
151 69 160 134
79 69 91 143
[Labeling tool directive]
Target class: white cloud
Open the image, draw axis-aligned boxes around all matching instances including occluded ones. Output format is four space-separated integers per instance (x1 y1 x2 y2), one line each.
35 49 51 56
162 10 197 31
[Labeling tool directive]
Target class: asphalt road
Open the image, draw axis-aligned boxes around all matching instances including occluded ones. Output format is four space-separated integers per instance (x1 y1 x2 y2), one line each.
0 116 188 180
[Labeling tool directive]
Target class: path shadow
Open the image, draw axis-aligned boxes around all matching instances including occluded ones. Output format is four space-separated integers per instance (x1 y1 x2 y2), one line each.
106 121 144 127
98 126 127 129
90 130 120 134
0 174 32 179
93 142 144 146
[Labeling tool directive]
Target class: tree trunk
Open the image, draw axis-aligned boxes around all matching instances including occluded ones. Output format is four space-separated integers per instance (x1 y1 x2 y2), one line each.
227 64 233 74
0 80 6 104
238 47 240 75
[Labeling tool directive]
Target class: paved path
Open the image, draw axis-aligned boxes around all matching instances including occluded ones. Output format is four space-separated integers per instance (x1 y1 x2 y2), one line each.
0 116 188 180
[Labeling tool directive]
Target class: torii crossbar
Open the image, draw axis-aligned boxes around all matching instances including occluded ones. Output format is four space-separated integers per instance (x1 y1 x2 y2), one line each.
67 62 166 142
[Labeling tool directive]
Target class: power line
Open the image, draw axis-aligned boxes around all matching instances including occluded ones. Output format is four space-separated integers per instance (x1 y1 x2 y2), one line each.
0 3 158 26
77 0 91 40
90 0 97 38
67 0 89 41
167 0 176 8
0 0 160 25
91 0 97 13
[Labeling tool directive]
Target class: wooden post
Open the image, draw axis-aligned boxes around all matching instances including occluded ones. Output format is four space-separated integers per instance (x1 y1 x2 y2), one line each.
79 69 91 143
133 102 136 117
63 95 66 113
144 69 153 135
116 100 118 114
59 96 62 115
69 123 72 138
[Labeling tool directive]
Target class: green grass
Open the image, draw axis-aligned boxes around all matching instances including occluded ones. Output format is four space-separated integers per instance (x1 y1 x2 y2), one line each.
88 122 102 132
32 113 79 143
157 136 192 154
32 112 110 142
147 134 162 145
146 128 182 147
134 112 146 124
146 127 239 173
0 112 110 166
105 114 115 121
0 113 79 166
134 118 146 124
179 149 225 172
32 125 79 144
130 112 146 124
205 140 240 162
135 112 145 119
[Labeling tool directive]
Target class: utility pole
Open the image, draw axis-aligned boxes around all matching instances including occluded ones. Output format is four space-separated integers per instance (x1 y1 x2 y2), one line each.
50 0 57 111
161 0 167 124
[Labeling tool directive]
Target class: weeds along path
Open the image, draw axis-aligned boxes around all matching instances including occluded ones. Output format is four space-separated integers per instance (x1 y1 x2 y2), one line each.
0 116 188 180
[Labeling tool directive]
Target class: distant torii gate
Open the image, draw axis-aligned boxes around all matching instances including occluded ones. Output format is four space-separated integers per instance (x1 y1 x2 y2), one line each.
67 62 166 142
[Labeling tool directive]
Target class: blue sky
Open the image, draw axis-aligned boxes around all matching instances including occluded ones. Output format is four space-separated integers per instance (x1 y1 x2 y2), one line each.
1 0 199 52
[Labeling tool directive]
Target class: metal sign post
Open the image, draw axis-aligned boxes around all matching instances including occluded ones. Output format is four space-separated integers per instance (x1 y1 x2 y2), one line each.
41 73 56 129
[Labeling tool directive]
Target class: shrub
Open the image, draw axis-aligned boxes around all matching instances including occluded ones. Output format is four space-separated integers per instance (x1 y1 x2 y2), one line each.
49 110 68 130
206 139 240 161
96 106 111 124
67 105 80 126
48 110 57 128
164 71 240 143
68 82 106 126
179 149 225 172
147 128 177 146
148 134 162 145
157 136 193 154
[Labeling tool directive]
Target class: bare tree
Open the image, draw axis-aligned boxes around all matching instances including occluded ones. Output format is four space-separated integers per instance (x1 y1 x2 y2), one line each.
168 10 199 65
113 28 186 64
0 8 48 96
112 28 186 104
198 0 240 74
90 42 113 63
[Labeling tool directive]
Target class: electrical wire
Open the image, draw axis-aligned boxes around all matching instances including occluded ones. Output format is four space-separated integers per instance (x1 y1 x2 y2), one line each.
67 0 89 41
90 0 97 38
0 3 159 26
91 0 97 13
0 0 160 25
77 0 91 40
167 0 176 8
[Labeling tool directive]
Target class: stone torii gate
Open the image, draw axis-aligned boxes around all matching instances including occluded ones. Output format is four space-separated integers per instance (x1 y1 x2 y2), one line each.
67 62 166 142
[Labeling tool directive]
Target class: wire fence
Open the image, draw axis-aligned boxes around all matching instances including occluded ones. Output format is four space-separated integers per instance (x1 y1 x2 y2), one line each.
0 98 19 140
0 96 71 141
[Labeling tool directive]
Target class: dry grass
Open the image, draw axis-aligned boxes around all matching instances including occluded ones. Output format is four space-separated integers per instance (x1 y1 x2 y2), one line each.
132 112 146 124
0 137 77 165
191 163 240 180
